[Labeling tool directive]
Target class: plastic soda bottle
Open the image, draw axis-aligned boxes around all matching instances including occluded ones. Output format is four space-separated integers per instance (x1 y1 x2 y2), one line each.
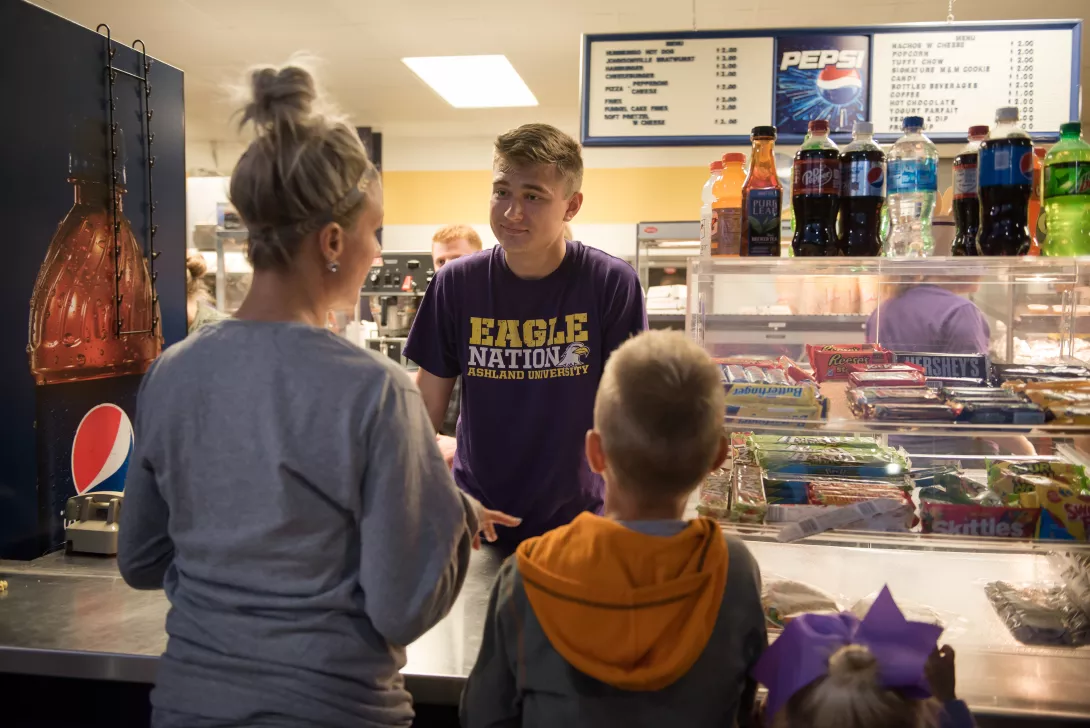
1041 122 1090 256
952 125 988 256
977 106 1033 256
792 120 840 256
838 121 884 256
699 160 723 257
740 126 783 257
711 153 746 256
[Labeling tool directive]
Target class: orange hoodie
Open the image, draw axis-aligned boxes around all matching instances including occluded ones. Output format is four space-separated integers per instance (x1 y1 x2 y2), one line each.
515 512 729 691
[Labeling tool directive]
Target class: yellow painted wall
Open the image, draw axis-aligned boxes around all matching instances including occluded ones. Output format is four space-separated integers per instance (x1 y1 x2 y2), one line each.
382 166 710 225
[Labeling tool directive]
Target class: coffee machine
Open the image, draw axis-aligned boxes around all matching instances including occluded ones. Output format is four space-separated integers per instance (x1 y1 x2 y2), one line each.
359 251 435 367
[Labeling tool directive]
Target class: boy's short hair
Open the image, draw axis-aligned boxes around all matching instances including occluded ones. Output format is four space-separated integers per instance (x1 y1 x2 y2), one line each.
432 224 483 250
594 331 725 500
494 123 583 197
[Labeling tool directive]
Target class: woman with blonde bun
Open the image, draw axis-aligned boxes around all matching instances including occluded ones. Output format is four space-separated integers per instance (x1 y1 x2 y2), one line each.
184 252 228 333
118 59 517 727
755 587 976 728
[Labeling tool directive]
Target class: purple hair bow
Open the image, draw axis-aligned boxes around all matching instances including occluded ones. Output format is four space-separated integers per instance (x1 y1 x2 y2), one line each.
753 585 944 718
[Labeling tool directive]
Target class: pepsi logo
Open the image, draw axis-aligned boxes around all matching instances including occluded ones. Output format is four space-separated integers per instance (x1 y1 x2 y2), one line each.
816 67 862 106
1019 150 1034 176
71 404 133 495
867 166 884 186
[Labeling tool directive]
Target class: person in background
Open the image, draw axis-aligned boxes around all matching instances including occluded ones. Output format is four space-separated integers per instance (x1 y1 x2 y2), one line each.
866 276 1033 457
406 123 646 551
432 223 483 269
118 60 515 728
185 252 228 333
429 225 483 466
460 331 766 728
865 277 989 355
754 588 974 728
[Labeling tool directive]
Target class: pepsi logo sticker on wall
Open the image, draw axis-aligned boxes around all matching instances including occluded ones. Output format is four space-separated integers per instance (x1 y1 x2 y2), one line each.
774 35 870 135
71 404 134 495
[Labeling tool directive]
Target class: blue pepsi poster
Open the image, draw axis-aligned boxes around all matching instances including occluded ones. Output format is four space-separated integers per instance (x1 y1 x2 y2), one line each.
774 35 870 135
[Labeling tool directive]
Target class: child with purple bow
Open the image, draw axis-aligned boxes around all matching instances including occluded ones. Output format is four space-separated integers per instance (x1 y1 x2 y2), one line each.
753 586 976 728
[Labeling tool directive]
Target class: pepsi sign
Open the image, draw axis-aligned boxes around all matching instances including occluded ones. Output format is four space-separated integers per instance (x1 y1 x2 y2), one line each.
775 35 870 135
72 404 134 495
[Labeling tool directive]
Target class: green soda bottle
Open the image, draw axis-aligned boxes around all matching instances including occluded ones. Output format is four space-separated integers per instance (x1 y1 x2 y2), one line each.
1041 122 1090 256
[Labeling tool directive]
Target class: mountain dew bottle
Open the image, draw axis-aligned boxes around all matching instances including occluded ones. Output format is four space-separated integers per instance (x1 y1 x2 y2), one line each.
1041 122 1090 256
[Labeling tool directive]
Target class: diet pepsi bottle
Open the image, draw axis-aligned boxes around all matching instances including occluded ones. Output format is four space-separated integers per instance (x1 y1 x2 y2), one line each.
838 121 885 256
977 107 1033 256
28 121 161 553
792 119 841 256
952 125 988 256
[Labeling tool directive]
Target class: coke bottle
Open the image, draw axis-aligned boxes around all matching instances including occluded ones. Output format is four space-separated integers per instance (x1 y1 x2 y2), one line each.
792 120 840 256
977 106 1033 256
740 126 783 256
28 121 161 553
952 125 988 256
838 121 884 256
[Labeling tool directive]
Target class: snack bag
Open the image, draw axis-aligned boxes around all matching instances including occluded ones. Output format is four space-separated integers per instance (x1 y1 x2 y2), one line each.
1037 484 1090 541
919 501 1039 539
697 468 731 520
762 579 840 629
729 464 767 524
988 460 1090 496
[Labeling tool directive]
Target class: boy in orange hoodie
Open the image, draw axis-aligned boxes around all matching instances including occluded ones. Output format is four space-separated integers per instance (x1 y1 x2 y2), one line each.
461 330 767 727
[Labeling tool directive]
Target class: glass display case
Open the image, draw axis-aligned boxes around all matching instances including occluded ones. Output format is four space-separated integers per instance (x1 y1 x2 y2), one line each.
687 256 1090 718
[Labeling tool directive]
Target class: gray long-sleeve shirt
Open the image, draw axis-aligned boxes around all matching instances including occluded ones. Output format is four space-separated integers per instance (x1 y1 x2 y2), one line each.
118 319 477 728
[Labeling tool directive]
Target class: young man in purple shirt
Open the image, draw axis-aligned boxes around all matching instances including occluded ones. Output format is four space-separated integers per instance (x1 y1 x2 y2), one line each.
405 123 647 548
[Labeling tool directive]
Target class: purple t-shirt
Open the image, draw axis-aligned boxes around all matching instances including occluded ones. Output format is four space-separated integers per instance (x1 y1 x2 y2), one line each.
865 285 990 355
405 240 646 545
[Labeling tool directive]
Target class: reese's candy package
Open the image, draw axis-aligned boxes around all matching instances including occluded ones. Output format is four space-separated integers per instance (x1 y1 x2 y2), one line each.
807 344 893 383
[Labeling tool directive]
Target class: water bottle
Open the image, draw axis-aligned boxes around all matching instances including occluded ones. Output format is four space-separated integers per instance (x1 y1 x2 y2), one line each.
699 160 723 257
885 116 938 257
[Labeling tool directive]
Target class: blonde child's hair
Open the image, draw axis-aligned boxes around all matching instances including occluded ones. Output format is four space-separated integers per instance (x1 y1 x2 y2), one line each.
493 123 584 196
594 331 725 501
774 645 940 728
229 57 379 270
432 224 483 251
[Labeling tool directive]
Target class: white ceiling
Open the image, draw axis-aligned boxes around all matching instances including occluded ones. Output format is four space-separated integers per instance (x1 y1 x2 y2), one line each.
30 0 1090 144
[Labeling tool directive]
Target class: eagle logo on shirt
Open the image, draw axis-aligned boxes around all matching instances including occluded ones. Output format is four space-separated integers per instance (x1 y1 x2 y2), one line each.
559 343 590 368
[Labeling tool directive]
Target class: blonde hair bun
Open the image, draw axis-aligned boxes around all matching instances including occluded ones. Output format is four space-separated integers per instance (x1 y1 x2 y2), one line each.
827 645 880 687
241 64 318 134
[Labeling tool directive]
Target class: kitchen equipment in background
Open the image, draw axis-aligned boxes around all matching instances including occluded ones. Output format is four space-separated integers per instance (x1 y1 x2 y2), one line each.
359 251 434 366
64 491 123 555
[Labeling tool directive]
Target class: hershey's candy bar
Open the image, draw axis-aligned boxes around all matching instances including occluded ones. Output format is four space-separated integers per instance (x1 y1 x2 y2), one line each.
894 352 989 384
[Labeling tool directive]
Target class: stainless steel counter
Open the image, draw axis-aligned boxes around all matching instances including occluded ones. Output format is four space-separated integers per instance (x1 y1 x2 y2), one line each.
0 548 504 706
3 542 1090 718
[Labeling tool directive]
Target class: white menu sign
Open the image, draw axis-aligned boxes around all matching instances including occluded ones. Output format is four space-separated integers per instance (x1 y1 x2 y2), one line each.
585 36 774 139
871 28 1074 135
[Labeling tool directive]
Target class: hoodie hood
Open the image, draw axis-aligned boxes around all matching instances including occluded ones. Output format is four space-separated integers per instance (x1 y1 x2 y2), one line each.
515 512 728 691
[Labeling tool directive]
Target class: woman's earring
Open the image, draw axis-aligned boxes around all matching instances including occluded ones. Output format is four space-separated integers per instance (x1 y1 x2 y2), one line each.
327 260 340 273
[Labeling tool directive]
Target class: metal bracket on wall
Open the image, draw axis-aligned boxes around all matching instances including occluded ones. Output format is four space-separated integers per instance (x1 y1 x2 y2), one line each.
95 24 160 339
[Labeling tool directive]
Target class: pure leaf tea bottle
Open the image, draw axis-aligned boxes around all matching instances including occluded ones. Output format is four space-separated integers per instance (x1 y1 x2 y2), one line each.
741 126 783 256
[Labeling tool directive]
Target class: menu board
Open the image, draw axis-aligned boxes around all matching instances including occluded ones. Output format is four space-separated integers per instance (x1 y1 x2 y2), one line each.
581 21 1080 146
871 28 1075 136
586 36 774 139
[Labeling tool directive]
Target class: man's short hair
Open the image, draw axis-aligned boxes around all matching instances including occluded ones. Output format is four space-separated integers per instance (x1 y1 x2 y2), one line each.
494 123 583 197
432 224 483 250
594 331 725 500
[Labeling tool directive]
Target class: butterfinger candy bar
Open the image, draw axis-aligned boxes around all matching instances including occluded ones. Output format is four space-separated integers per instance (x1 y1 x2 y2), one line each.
849 370 927 388
865 403 960 421
725 382 821 405
893 352 990 385
1025 389 1090 407
807 344 894 383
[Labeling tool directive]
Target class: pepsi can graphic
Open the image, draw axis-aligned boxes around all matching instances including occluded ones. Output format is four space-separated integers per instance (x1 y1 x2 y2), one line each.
775 35 870 135
35 377 142 552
